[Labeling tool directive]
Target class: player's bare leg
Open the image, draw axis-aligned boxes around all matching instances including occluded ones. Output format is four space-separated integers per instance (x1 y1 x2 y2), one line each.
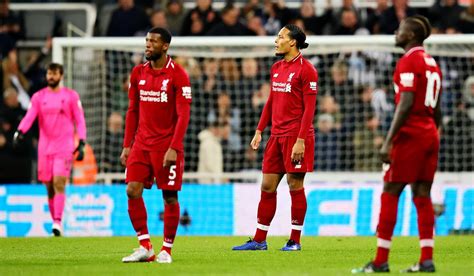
353 182 406 273
157 190 179 263
232 173 284 250
122 181 156 263
282 173 306 251
401 181 436 272
51 176 67 236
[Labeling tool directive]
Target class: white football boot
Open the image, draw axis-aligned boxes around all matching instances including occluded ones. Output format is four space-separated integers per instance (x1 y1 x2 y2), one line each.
122 246 155 263
52 222 62 237
156 250 172 264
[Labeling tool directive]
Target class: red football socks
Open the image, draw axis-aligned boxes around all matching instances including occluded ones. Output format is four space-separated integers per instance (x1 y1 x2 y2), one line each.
374 192 399 266
128 197 152 250
162 202 180 254
289 188 307 244
253 191 277 243
413 196 435 263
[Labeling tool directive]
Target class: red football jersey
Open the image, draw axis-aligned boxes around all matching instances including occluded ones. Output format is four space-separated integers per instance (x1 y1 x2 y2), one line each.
257 53 318 138
124 56 192 151
393 46 442 134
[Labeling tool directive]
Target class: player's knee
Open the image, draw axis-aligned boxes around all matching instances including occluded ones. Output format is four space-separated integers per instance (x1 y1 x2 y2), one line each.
261 182 276 193
162 190 178 205
126 182 143 199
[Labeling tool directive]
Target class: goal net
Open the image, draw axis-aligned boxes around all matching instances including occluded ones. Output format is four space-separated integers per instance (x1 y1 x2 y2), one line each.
52 35 474 181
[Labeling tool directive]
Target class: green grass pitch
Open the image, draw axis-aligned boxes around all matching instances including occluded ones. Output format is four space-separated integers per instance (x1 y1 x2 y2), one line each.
0 236 472 275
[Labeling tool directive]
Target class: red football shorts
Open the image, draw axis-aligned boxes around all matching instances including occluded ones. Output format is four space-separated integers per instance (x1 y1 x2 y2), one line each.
125 147 184 191
38 154 73 182
262 135 314 174
384 131 439 183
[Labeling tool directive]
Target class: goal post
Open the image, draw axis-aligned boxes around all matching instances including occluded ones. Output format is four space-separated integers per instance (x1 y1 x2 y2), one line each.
52 35 474 183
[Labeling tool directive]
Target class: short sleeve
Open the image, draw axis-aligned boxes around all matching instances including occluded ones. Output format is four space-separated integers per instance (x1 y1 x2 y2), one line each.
397 56 420 93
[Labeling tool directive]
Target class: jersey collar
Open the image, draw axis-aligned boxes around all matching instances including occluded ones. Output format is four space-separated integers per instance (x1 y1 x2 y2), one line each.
285 52 302 64
404 46 425 57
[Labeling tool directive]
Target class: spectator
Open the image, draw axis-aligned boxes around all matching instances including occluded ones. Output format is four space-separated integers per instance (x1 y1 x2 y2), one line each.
299 0 332 35
165 0 185 36
317 95 342 129
429 0 465 34
333 8 363 35
106 0 149 36
314 114 340 171
174 56 202 79
0 0 23 45
102 112 124 173
241 0 263 20
208 91 241 152
23 37 52 94
463 75 474 121
262 1 281 35
457 3 474 33
366 0 389 34
379 0 416 34
72 136 98 185
353 113 383 171
246 14 266 36
2 48 30 109
440 100 473 171
149 9 168 30
197 122 223 183
0 87 32 183
206 4 255 36
180 0 219 36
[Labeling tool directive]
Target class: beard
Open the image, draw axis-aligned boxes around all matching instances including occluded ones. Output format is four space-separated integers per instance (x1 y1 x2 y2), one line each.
145 52 163 61
47 80 60 88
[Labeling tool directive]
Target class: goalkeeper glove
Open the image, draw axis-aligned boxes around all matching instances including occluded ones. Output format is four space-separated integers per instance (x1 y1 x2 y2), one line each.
74 139 86 161
13 130 24 148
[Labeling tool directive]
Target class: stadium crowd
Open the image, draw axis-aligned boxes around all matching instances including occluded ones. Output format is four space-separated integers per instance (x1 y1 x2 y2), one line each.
0 0 473 183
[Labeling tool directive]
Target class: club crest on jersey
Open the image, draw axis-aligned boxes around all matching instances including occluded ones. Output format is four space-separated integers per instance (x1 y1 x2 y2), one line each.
139 80 146 85
161 79 169 91
400 73 414 87
287 72 295 82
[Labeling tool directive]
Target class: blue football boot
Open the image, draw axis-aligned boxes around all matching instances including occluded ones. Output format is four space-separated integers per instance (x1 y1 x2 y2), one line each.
232 238 268 250
281 240 301 251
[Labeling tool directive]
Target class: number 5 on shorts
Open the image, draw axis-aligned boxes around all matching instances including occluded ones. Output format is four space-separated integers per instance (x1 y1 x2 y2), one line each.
168 165 177 185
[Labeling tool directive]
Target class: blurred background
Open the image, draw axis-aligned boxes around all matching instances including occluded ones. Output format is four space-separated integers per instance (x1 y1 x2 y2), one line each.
0 0 472 238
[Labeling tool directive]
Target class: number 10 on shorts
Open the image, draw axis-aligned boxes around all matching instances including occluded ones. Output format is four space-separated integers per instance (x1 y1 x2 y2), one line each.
168 165 177 185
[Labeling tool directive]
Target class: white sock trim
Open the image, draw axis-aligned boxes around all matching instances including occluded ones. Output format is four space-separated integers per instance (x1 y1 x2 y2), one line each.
163 241 173 248
420 239 434 248
377 238 392 249
291 224 303 231
257 223 270 231
137 234 150 241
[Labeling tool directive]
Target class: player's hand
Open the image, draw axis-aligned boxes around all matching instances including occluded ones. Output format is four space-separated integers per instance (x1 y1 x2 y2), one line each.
120 147 130 166
163 148 177 167
13 130 24 148
250 130 262 150
379 142 392 164
291 138 305 163
74 139 86 161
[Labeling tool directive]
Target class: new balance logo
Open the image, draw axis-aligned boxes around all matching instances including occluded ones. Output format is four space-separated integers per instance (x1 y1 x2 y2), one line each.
273 73 278 78
139 80 146 85
400 73 414 87
310 82 317 91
